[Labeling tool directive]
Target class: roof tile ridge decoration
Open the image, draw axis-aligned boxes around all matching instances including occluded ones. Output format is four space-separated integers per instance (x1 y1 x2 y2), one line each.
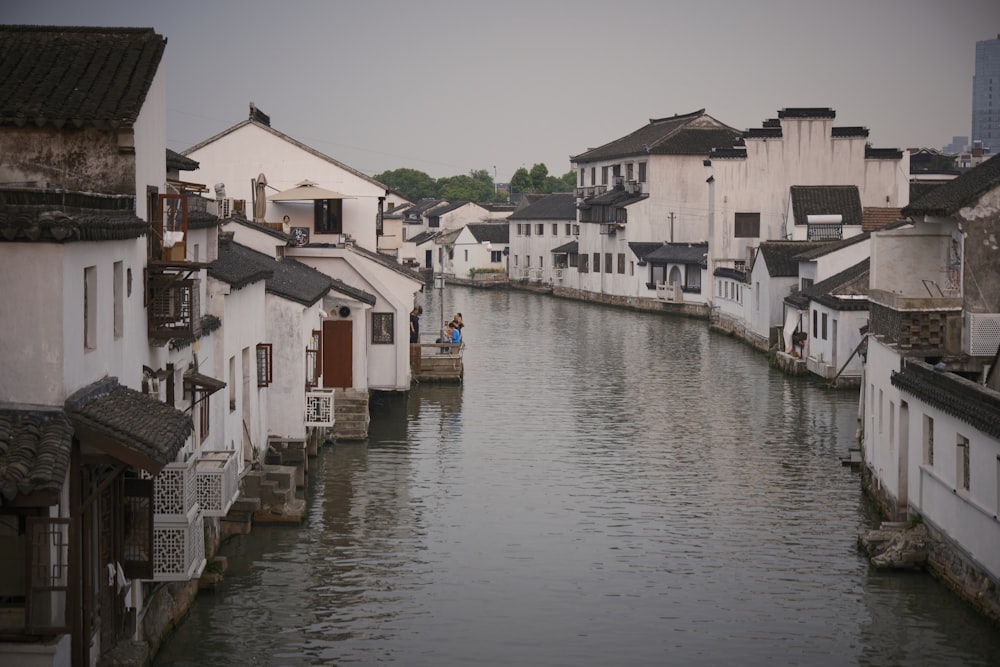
777 108 836 119
892 359 1000 440
182 118 388 191
831 126 870 138
648 108 706 124
864 146 904 160
0 208 148 243
709 147 748 160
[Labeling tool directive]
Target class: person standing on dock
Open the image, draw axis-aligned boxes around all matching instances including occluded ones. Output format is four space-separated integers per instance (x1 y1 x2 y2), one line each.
409 306 422 344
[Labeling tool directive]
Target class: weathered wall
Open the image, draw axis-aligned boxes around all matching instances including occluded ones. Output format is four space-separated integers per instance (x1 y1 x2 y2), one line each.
0 126 134 192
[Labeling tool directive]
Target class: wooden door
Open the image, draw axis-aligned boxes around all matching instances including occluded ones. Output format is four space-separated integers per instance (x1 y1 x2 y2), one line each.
322 319 353 388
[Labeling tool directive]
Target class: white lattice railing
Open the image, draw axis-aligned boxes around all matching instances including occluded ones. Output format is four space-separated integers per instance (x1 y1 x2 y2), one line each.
152 508 206 582
146 458 197 519
306 389 335 427
195 450 239 517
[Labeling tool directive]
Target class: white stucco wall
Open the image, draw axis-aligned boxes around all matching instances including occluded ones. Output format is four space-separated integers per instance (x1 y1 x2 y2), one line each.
805 302 867 379
183 123 386 251
265 294 314 440
871 224 957 297
132 64 167 221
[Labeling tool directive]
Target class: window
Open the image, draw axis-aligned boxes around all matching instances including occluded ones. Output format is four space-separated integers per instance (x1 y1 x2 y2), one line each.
256 343 273 387
801 278 814 291
514 255 518 267
314 199 343 235
957 435 970 491
923 415 934 465
569 252 578 268
113 261 123 339
618 253 626 274
200 388 210 442
822 313 828 340
626 163 634 181
601 166 608 185
579 169 584 186
573 224 580 235
552 223 558 236
734 212 761 238
464 249 468 262
306 330 320 387
605 253 612 273
685 264 701 290
638 162 647 183
612 164 621 179
526 255 531 267
813 310 818 338
629 261 634 276
229 356 236 411
593 253 601 273
372 312 394 344
84 266 96 350
590 167 596 185
539 256 544 268
491 250 502 262
536 224 544 236
565 223 571 236
579 253 589 273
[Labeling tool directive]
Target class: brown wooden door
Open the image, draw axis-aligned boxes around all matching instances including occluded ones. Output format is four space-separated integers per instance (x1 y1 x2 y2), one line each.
322 320 353 388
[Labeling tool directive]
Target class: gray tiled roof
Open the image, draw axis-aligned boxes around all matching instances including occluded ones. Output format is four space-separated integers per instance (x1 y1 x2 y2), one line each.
0 26 166 129
406 198 447 217
0 189 147 243
777 108 836 119
628 242 664 263
645 242 708 266
571 110 741 162
208 237 275 289
467 222 508 244
266 258 332 307
408 230 440 245
65 377 192 474
224 215 290 240
330 278 376 306
903 153 1000 217
790 185 863 227
0 406 73 507
754 241 830 277
551 240 578 254
785 258 870 310
167 149 199 172
348 243 424 283
508 193 577 220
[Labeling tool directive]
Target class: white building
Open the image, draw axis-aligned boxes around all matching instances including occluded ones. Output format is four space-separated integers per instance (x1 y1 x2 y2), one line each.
451 222 509 280
861 154 1000 623
507 193 577 285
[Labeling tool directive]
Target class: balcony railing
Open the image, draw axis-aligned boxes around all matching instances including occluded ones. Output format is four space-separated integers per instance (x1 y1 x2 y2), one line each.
152 509 206 582
147 269 201 342
149 458 197 519
868 289 963 354
305 389 335 427
656 282 682 302
195 450 239 517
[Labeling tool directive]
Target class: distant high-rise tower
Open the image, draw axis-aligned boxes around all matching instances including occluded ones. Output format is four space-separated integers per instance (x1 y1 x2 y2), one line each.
972 34 1000 154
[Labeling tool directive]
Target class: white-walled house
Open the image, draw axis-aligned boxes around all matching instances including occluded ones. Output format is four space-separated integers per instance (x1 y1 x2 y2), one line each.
182 104 389 253
451 222 509 279
860 154 1000 624
0 25 228 666
745 241 829 350
507 193 577 285
185 108 424 393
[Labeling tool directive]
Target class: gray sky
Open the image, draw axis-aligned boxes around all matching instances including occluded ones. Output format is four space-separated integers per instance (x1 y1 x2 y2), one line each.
6 0 1000 181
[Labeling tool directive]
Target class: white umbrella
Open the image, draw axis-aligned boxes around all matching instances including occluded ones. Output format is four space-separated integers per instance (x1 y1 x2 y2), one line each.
268 179 356 201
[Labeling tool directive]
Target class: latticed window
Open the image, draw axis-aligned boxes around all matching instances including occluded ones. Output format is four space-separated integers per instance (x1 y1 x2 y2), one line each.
122 477 154 579
256 343 273 387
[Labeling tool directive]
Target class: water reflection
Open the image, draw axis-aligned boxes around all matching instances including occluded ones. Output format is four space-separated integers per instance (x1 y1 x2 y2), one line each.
155 287 1000 667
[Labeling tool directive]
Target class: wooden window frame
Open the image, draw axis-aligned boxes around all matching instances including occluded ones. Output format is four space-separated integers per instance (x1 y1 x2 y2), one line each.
256 343 273 387
734 212 761 238
372 312 394 344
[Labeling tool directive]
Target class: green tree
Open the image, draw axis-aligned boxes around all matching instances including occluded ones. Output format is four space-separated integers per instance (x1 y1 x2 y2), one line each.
373 168 439 201
510 167 533 194
529 163 549 192
557 170 577 191
437 172 494 202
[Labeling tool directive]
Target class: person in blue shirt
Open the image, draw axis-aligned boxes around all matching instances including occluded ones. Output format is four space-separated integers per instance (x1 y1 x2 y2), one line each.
449 322 461 344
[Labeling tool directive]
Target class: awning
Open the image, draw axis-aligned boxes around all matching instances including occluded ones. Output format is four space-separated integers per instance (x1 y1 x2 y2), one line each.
268 179 356 201
183 371 226 396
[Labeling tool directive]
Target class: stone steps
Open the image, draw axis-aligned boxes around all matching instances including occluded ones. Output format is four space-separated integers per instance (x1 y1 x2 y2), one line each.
334 389 369 441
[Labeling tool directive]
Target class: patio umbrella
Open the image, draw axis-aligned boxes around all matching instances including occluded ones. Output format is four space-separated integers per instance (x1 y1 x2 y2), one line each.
253 173 268 222
268 179 356 201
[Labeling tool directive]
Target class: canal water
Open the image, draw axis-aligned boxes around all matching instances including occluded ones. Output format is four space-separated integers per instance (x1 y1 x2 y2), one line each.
154 287 1000 666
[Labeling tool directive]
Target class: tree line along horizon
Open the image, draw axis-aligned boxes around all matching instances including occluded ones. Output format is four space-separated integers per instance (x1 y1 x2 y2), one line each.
373 164 576 204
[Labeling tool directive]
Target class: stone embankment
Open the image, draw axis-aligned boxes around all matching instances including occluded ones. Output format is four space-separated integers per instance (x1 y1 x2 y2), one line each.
858 522 929 569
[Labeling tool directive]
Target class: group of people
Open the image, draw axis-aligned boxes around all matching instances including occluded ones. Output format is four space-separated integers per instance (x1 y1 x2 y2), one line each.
409 306 464 347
